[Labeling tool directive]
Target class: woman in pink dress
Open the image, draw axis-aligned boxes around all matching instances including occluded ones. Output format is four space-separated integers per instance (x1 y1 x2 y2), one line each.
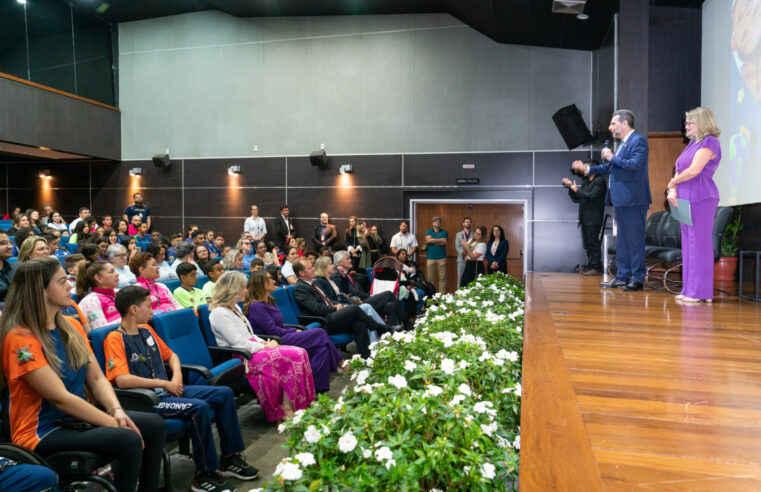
667 106 722 303
208 271 315 423
128 252 182 313
76 261 123 329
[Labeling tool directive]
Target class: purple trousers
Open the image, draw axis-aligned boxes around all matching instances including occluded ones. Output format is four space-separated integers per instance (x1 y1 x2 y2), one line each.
680 198 718 300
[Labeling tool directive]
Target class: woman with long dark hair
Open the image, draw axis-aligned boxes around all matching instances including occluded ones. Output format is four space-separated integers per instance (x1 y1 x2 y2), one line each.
485 225 509 274
0 257 166 491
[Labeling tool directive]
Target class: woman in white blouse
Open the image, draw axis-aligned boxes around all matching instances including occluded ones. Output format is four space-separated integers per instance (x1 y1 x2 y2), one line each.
459 226 487 287
208 271 315 423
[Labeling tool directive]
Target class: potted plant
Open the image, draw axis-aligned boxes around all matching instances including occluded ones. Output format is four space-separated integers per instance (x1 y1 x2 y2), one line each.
715 206 743 281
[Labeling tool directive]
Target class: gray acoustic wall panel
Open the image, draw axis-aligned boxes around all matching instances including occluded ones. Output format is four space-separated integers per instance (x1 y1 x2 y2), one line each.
118 11 592 159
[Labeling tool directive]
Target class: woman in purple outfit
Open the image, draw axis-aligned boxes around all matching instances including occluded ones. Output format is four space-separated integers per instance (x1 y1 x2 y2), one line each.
245 270 350 393
667 106 722 303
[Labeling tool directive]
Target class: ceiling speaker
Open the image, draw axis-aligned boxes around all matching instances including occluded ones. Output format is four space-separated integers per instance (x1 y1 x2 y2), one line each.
309 149 328 169
152 154 171 169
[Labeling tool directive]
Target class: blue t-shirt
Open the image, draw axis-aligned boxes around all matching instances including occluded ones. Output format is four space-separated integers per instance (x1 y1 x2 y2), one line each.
124 204 151 223
425 229 448 260
41 329 88 434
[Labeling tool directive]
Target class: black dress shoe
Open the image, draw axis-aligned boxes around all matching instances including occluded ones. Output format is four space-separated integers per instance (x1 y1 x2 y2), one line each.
600 278 626 288
622 280 643 291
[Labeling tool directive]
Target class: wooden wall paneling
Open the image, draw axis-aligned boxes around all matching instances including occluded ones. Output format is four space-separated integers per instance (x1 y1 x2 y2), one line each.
403 153 533 187
648 132 686 215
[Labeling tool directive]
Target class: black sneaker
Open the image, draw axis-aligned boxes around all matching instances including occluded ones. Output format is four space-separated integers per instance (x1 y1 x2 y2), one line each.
191 471 235 492
220 453 261 480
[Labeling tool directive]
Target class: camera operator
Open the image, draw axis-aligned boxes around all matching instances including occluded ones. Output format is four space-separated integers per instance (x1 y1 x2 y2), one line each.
562 159 607 276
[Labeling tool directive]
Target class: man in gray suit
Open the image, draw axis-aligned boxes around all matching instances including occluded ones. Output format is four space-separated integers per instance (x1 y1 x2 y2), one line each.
454 217 472 286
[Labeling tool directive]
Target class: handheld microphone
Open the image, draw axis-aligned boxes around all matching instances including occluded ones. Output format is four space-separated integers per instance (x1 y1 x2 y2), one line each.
601 139 612 162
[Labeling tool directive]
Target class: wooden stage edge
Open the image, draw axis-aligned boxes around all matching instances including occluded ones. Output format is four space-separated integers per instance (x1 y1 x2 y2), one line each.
519 272 761 492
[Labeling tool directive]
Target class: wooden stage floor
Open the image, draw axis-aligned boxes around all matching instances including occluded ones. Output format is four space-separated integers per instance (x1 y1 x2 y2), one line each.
520 273 761 491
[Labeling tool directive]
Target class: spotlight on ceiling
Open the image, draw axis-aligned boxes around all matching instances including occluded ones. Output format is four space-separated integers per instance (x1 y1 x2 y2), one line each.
38 170 51 179
129 167 143 177
339 164 353 175
576 13 589 20
228 165 241 175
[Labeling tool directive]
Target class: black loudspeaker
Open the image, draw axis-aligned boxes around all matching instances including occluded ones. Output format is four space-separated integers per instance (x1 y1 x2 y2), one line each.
552 105 594 150
309 149 328 169
152 154 171 169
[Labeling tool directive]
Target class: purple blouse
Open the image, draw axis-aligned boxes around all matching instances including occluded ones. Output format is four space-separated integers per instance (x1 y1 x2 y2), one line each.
675 135 721 202
246 301 297 338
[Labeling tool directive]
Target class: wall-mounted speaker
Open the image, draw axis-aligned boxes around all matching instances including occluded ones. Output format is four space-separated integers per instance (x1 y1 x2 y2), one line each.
309 149 328 169
552 104 594 150
152 154 171 169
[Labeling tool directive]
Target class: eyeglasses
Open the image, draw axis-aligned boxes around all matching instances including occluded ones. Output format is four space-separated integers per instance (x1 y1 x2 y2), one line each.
114 253 127 258
0 241 9 246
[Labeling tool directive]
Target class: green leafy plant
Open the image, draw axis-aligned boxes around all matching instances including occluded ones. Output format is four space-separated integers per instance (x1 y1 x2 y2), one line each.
259 273 524 492
721 206 744 258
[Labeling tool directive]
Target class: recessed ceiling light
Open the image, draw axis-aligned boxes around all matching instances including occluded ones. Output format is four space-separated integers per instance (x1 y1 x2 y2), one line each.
17 0 27 4
577 13 589 20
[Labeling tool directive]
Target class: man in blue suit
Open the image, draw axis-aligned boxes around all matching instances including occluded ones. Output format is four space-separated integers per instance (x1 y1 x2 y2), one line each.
572 109 651 291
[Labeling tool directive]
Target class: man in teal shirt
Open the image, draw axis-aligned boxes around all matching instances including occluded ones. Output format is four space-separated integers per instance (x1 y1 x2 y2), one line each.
425 216 448 293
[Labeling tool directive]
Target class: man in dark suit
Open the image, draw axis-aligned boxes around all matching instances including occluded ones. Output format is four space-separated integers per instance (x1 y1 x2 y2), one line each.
563 160 607 276
331 250 407 329
292 258 388 358
573 109 651 291
312 212 337 250
273 205 295 249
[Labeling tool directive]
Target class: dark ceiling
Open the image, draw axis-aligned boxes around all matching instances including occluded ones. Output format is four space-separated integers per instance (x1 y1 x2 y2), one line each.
68 0 702 51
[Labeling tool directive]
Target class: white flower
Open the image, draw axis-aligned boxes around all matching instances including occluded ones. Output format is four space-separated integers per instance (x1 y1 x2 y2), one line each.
291 409 306 425
374 446 393 462
362 448 372 459
458 360 471 369
473 401 497 417
457 383 472 396
480 422 498 436
274 460 302 481
482 462 496 479
351 353 363 362
321 424 331 436
409 354 421 361
338 431 358 453
493 358 505 367
294 452 316 467
514 383 522 396
249 489 263 492
423 385 443 398
513 435 521 450
404 360 417 371
385 458 396 469
464 465 471 474
388 374 407 389
333 396 344 412
449 394 466 407
440 358 456 375
277 422 287 433
304 425 322 443
355 370 370 385
356 384 374 394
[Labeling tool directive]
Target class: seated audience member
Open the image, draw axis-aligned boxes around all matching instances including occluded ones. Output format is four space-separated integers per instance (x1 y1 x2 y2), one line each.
0 257 166 492
47 211 69 235
267 264 284 287
131 252 182 313
68 207 90 233
101 215 113 231
305 250 320 266
65 253 85 293
0 455 58 491
236 237 255 271
205 231 220 258
145 242 177 281
11 227 34 257
77 260 122 329
115 219 129 239
120 236 138 261
313 256 386 325
333 250 407 330
194 243 211 270
209 271 316 423
104 228 119 245
17 236 49 263
39 204 52 225
134 222 149 241
250 258 265 272
280 246 300 285
209 233 224 258
254 240 279 267
127 214 141 236
292 258 388 358
107 243 136 287
221 244 232 259
185 224 199 242
312 212 337 250
150 231 161 242
96 226 105 237
222 248 243 271
166 232 183 261
170 241 204 276
204 229 215 247
0 231 17 301
43 232 67 257
105 286 260 491
79 243 100 263
7 214 31 236
246 270 348 393
396 248 435 300
95 237 109 260
2 206 21 220
201 259 224 302
295 237 308 256
390 220 418 257
24 209 41 233
69 220 90 245
173 262 206 309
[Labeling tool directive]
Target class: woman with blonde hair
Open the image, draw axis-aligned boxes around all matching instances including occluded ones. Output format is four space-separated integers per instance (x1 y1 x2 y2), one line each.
17 236 49 263
246 270 347 393
667 106 722 303
222 248 243 271
0 257 166 491
209 271 315 423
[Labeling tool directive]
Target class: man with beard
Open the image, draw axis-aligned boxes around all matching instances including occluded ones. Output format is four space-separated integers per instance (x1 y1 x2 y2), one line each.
124 192 152 231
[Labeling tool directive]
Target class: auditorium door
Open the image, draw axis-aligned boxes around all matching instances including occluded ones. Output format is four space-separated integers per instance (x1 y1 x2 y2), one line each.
413 201 525 293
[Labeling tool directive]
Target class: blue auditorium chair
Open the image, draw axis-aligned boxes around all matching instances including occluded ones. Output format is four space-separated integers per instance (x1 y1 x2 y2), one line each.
161 278 181 293
66 243 79 254
284 285 356 347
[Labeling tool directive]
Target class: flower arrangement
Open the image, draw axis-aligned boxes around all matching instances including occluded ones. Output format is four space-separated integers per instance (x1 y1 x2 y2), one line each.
260 273 524 491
